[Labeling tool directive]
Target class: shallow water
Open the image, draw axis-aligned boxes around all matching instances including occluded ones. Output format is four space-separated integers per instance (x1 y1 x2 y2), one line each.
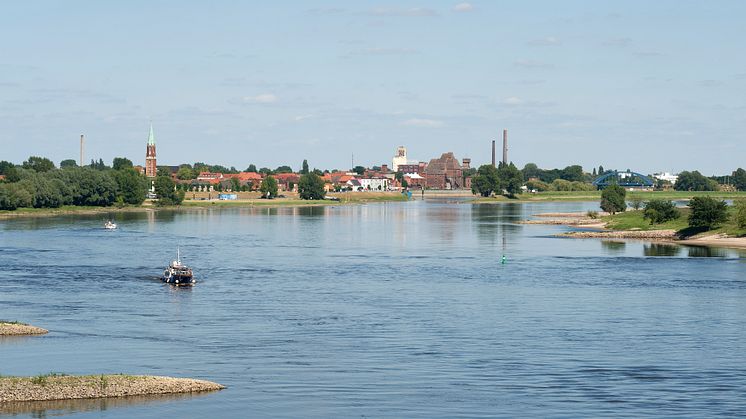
1 201 745 418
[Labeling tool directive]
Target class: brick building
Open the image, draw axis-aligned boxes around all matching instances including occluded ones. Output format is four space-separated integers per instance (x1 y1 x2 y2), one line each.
424 152 464 189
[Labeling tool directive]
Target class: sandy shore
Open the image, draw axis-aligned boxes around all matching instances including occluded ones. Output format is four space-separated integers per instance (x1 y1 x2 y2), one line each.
0 375 224 403
0 322 48 336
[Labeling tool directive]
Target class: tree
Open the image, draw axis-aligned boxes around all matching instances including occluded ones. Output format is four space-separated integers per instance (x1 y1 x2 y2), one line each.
675 171 717 191
688 196 727 228
521 163 541 180
89 158 108 171
643 199 680 224
0 182 33 210
259 167 273 175
352 166 366 176
0 161 14 175
471 164 500 197
560 165 584 182
22 156 55 172
114 168 148 205
301 159 309 175
497 162 523 196
230 178 241 191
60 159 78 168
600 184 626 214
275 165 293 174
57 167 117 206
298 173 325 200
732 168 746 191
598 165 605 175
154 175 183 206
157 167 172 178
112 157 133 171
734 199 746 229
260 175 278 198
246 164 257 173
592 167 597 177
176 166 195 180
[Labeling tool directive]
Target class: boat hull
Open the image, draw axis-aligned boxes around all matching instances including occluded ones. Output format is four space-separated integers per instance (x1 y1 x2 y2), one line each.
161 274 196 286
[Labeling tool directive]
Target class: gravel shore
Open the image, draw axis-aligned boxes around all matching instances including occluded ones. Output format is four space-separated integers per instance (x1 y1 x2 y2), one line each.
561 230 678 239
0 375 224 403
0 322 48 336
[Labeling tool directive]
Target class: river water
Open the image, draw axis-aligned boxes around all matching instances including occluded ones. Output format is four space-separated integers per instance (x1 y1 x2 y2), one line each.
1 201 745 418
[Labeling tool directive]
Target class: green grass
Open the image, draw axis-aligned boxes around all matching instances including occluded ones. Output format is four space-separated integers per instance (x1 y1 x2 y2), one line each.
603 207 746 237
0 320 25 325
514 190 746 202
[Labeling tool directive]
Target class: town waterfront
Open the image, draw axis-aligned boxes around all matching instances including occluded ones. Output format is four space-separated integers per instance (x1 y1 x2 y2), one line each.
2 200 746 418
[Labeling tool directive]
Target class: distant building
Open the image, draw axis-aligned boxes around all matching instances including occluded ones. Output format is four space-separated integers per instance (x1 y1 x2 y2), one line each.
397 162 427 175
145 123 157 178
653 172 679 184
425 152 464 189
392 146 407 172
359 178 390 191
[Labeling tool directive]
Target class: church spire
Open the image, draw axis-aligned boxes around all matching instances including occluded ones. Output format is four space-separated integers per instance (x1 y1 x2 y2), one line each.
147 122 155 145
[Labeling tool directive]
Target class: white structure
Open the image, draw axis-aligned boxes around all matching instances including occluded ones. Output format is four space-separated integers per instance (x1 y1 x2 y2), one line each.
358 178 390 191
653 172 679 184
392 146 407 172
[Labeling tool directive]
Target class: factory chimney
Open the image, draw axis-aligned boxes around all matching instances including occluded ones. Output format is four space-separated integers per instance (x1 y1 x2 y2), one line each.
79 134 84 167
491 140 496 167
502 129 508 165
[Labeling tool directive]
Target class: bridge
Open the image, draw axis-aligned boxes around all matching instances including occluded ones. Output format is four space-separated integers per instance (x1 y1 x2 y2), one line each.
592 170 654 189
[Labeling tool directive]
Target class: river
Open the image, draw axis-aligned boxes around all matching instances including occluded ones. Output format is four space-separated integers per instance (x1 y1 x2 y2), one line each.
1 200 745 418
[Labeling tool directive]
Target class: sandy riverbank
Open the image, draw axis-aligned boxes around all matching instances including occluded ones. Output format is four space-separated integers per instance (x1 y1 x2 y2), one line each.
0 375 224 403
0 322 48 336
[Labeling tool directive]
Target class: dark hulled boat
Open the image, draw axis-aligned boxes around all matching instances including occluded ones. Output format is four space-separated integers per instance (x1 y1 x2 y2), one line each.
162 248 195 286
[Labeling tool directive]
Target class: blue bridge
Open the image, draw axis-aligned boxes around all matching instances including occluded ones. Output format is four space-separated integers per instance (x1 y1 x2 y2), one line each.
592 170 654 189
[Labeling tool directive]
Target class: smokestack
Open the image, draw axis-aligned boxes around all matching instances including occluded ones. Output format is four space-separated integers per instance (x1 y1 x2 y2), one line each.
491 140 496 167
502 129 508 165
80 134 84 166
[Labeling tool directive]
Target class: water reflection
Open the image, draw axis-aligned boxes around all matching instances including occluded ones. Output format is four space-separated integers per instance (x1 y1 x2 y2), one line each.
0 391 216 417
686 245 729 258
644 243 682 257
470 203 523 244
600 240 626 254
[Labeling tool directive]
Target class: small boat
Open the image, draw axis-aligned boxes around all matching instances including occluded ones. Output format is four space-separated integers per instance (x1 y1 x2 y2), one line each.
104 220 117 230
162 248 195 286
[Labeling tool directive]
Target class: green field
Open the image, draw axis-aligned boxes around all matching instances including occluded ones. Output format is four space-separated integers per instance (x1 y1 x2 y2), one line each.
473 190 746 203
603 207 746 237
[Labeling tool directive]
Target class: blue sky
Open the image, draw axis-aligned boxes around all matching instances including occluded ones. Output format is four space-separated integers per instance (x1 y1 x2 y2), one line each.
1 1 744 174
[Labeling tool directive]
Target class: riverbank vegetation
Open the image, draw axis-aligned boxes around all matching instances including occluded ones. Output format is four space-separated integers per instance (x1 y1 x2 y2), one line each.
603 203 745 237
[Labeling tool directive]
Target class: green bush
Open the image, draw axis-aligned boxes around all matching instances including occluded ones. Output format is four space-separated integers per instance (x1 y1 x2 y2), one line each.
643 199 680 224
600 184 626 214
688 196 728 228
734 199 746 229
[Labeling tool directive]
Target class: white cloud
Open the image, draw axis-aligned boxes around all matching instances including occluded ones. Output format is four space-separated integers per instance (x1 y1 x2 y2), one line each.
514 59 554 69
244 93 277 103
453 3 473 12
503 96 523 105
369 7 438 17
401 118 444 128
527 36 561 46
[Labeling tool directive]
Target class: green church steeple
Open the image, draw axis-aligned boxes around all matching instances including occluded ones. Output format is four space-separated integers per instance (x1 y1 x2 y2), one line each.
147 122 155 145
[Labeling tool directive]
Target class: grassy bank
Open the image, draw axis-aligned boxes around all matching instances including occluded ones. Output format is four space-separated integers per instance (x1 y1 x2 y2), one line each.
603 207 746 237
475 190 746 203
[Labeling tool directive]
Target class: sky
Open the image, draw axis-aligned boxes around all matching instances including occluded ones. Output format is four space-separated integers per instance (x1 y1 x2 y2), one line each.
0 1 744 175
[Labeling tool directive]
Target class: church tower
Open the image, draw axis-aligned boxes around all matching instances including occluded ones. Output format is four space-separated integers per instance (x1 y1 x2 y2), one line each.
145 123 157 178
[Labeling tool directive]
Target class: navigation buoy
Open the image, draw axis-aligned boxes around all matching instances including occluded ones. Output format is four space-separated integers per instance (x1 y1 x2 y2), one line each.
501 255 507 264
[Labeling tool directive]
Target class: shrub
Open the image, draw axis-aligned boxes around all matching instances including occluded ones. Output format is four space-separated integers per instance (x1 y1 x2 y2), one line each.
600 184 626 214
734 199 746 229
688 196 728 228
586 210 598 219
643 199 680 224
629 196 643 210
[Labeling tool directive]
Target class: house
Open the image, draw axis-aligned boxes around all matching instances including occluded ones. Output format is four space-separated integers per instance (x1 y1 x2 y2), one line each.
359 178 389 191
222 172 263 190
273 173 300 191
403 173 425 188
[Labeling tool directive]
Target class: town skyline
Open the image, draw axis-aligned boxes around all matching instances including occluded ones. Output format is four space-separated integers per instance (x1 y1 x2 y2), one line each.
2 1 744 174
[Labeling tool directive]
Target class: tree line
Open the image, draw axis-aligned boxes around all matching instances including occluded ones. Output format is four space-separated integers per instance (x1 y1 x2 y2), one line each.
0 156 149 210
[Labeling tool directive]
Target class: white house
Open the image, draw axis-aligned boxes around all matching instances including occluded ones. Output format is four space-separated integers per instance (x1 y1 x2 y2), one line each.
653 172 679 183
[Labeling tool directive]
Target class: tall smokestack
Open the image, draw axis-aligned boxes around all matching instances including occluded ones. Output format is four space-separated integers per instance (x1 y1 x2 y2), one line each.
79 134 84 166
502 129 508 165
491 140 496 167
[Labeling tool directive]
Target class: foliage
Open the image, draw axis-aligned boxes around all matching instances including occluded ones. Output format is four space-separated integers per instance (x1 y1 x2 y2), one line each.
0 182 33 210
643 199 680 224
732 168 746 191
22 156 55 172
521 163 541 180
112 157 133 171
275 165 293 174
525 179 550 192
176 166 195 180
734 199 746 228
246 164 257 173
154 175 183 206
301 159 309 175
586 210 598 219
688 196 728 228
89 158 108 171
298 173 325 200
57 167 117 206
229 178 241 191
113 168 148 205
471 164 500 197
260 175 278 198
600 184 626 214
59 159 77 168
497 162 523 196
352 166 366 176
675 170 718 191
0 161 15 175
